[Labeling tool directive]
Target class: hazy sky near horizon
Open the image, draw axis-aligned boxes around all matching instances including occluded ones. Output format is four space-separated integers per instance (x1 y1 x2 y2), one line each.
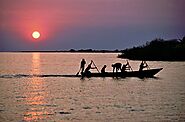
0 0 185 51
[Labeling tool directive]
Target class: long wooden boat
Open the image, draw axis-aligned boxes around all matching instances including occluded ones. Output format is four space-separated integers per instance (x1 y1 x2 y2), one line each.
81 68 163 78
0 68 162 79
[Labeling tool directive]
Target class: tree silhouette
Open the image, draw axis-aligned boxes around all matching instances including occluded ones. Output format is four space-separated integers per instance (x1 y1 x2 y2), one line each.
118 37 185 61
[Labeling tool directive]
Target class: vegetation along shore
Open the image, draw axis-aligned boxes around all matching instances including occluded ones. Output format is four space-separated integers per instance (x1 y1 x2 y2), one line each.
118 36 185 61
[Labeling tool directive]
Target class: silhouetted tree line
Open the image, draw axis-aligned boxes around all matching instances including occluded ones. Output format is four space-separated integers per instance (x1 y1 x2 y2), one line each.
19 49 120 53
69 49 120 53
118 36 185 61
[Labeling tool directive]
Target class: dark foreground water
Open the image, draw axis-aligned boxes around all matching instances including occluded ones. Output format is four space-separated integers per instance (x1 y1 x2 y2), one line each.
0 53 185 122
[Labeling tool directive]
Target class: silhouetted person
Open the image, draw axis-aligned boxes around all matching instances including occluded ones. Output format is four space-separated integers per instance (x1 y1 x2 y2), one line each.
84 60 95 77
101 65 107 74
139 61 148 71
80 59 86 74
121 62 129 73
112 63 122 73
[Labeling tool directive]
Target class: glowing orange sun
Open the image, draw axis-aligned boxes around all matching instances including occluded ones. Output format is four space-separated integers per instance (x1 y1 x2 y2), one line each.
32 31 40 39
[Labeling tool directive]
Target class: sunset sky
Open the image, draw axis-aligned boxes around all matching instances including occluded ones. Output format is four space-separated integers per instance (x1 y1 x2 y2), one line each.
0 0 185 51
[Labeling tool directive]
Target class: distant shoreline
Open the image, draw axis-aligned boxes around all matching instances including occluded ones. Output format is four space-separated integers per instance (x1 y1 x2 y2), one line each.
0 49 121 53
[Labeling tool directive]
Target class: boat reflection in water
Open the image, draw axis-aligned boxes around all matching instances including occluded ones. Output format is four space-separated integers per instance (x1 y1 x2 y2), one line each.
23 53 50 121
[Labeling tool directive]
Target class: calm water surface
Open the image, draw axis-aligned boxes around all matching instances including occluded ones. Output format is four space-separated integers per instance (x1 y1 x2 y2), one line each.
0 53 185 122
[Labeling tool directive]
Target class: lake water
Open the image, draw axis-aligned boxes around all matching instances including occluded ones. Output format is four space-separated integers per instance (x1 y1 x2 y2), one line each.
0 52 185 122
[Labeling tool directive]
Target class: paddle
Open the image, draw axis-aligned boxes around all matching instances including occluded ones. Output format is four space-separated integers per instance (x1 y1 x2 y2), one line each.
76 68 81 76
92 60 100 73
126 60 133 71
144 61 150 70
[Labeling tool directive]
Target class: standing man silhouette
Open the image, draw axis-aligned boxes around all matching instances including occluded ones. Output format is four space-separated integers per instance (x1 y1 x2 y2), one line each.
80 59 86 74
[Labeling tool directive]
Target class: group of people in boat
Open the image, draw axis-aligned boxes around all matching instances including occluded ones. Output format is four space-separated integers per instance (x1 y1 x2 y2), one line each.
78 59 149 76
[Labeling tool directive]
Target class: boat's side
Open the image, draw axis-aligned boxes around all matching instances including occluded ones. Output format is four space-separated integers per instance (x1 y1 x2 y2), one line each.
35 68 163 78
124 68 163 78
0 68 162 79
83 68 163 78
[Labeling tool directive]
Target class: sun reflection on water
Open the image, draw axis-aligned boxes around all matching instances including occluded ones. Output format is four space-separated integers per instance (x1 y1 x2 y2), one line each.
23 53 50 121
32 53 41 75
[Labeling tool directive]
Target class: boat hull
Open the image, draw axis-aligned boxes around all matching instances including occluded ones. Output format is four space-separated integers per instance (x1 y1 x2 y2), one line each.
82 68 163 78
0 68 162 79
